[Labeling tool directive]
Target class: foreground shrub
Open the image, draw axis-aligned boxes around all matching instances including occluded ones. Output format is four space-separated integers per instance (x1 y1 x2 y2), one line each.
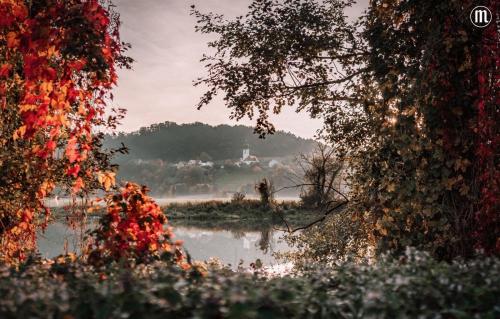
0 251 498 318
87 183 188 268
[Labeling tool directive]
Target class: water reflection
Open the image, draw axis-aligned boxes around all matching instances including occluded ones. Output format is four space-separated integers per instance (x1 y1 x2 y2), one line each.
173 226 290 267
37 217 98 258
37 218 292 268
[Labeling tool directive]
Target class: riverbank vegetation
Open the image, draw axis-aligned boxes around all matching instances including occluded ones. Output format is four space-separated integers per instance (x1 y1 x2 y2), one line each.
167 200 314 222
166 199 323 233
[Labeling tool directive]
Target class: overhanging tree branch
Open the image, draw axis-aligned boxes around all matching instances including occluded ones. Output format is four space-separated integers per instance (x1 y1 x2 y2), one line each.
283 69 367 90
274 199 349 233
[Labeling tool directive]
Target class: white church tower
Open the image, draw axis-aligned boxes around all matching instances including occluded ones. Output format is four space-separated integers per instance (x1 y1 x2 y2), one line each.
242 144 250 160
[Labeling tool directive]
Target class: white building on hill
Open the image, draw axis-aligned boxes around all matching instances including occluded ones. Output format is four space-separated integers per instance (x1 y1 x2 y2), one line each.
238 144 259 165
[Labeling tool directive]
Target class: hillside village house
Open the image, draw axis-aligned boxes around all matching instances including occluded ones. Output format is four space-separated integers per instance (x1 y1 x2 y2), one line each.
174 160 214 169
173 145 289 169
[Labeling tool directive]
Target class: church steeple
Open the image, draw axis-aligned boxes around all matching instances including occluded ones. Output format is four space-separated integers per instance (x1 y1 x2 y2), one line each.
242 144 250 160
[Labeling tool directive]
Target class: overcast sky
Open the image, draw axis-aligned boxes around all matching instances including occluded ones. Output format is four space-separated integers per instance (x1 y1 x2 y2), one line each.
112 0 368 139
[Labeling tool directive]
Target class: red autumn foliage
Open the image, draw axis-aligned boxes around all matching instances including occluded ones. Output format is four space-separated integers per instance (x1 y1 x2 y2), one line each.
87 183 189 269
0 0 131 264
473 0 499 255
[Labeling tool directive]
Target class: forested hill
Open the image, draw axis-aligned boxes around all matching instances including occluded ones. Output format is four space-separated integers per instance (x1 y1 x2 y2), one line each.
105 122 316 162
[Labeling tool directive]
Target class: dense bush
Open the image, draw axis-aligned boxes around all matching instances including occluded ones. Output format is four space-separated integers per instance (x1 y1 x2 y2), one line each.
0 251 498 318
86 183 188 268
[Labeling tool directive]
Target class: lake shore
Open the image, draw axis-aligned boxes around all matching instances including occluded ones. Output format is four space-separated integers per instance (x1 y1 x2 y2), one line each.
44 195 302 208
166 199 321 227
48 198 324 230
40 199 322 266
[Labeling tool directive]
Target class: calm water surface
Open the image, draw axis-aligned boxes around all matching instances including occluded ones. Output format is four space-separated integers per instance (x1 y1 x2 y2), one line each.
37 218 293 268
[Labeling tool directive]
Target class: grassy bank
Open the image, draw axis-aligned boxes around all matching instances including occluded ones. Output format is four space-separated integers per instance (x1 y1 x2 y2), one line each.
48 199 323 233
164 200 322 230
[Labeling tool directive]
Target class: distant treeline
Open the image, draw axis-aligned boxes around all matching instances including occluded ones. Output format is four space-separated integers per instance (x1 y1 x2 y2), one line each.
104 122 316 162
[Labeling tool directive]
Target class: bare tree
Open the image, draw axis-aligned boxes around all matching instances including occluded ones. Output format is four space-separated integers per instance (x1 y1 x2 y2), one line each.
273 143 348 233
298 143 343 209
274 143 344 208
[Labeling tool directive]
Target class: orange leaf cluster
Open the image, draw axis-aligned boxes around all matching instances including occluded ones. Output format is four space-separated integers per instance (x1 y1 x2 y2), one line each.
87 183 189 269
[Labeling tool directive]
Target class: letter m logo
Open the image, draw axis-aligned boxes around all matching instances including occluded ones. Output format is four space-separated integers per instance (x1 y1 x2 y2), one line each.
470 6 492 28
475 10 489 23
